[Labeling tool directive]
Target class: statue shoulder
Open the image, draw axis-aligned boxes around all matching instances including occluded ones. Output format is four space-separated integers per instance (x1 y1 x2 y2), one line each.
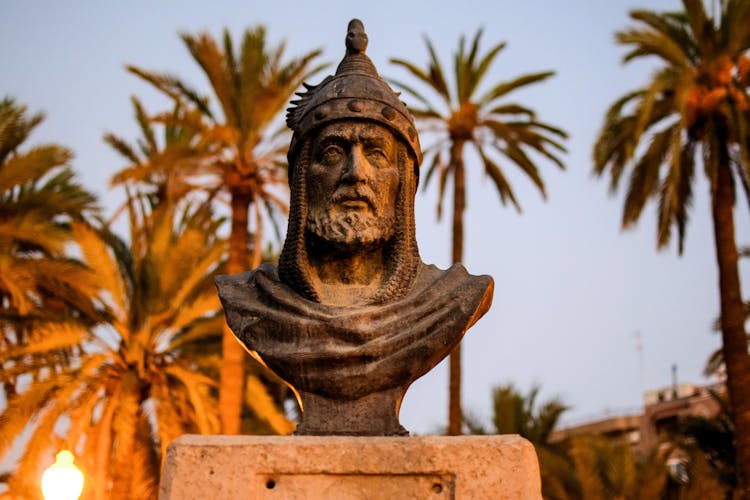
406 261 493 330
215 263 280 300
416 262 494 290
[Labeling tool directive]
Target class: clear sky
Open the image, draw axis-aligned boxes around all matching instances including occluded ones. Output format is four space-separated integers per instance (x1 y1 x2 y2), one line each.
1 0 747 435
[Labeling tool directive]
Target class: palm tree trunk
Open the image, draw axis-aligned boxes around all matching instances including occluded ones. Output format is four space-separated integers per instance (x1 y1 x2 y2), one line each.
219 190 252 434
110 373 140 499
712 152 750 495
448 139 466 436
93 392 117 500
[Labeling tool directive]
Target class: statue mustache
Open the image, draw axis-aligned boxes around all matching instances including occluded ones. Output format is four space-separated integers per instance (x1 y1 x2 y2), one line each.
330 186 377 210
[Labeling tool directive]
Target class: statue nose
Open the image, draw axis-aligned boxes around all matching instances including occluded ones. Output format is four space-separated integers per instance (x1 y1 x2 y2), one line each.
341 145 368 183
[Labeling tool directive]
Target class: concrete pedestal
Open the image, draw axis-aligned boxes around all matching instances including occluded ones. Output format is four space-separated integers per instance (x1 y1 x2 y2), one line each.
158 434 541 499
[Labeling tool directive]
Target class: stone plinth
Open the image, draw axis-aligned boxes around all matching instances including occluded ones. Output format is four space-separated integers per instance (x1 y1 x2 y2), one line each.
158 434 541 499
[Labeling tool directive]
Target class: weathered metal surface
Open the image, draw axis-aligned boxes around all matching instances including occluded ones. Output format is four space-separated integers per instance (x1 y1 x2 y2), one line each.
216 19 493 436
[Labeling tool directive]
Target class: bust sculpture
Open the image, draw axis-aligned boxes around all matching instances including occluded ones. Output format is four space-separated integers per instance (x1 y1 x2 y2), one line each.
216 19 493 436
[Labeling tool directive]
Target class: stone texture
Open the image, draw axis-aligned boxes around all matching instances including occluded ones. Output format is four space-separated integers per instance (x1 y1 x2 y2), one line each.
159 435 541 499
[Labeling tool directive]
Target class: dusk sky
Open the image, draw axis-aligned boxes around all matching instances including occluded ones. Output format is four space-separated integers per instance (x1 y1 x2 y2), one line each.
2 0 747 435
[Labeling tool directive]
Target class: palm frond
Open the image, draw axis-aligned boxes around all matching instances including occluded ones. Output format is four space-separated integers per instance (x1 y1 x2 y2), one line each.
477 146 520 211
72 222 128 318
682 0 713 56
617 27 692 67
132 96 158 156
387 77 444 116
0 145 72 194
454 33 468 104
0 97 44 164
424 37 451 102
166 363 220 434
390 57 452 107
0 212 68 254
0 378 59 458
421 151 443 190
469 40 507 99
3 321 87 359
245 375 295 435
622 123 677 227
478 71 556 107
496 141 547 199
103 132 141 166
436 155 451 220
655 125 695 252
488 103 536 118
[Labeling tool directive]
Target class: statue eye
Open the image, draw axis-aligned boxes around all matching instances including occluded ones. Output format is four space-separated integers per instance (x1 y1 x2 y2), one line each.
366 148 387 161
319 145 344 164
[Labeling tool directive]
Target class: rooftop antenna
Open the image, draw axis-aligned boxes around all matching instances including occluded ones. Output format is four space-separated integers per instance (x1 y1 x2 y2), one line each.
671 364 678 399
632 331 644 396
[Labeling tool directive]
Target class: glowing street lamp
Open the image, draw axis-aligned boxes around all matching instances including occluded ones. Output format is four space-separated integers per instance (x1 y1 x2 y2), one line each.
41 450 84 500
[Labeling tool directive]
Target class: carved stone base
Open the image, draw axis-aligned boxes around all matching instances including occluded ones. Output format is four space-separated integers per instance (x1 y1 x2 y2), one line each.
158 434 542 499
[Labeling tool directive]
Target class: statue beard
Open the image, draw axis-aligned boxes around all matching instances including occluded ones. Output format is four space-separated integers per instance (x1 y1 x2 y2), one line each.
306 207 395 249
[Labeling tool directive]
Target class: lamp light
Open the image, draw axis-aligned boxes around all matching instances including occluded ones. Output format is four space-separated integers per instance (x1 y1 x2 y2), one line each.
41 450 84 500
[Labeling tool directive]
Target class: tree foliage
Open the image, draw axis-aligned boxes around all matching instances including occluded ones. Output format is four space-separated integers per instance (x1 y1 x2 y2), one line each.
124 26 324 433
0 97 101 403
390 28 567 435
1 197 227 498
594 1 750 251
594 1 750 491
105 96 220 209
670 390 740 496
466 383 580 499
390 29 567 217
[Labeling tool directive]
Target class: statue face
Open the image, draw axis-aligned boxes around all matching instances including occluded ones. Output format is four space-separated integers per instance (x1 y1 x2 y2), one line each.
306 121 399 247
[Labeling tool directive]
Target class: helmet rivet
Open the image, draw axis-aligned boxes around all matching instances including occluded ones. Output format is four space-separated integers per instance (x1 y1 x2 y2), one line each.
381 106 396 121
348 100 364 112
315 107 329 120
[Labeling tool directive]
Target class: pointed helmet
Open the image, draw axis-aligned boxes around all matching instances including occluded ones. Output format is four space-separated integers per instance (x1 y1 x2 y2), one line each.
285 18 422 174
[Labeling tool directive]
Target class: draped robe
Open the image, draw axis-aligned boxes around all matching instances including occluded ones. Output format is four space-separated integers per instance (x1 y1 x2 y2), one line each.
216 262 493 434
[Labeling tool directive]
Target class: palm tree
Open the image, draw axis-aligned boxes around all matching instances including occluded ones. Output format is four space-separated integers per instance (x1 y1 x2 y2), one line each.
568 434 669 500
466 383 580 499
0 97 101 400
0 198 226 499
105 95 219 209
126 26 324 434
593 1 750 490
468 384 671 499
672 393 738 496
390 30 567 435
105 97 295 436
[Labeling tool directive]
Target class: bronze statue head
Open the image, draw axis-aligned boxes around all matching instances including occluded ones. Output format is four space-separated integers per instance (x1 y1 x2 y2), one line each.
279 19 423 304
